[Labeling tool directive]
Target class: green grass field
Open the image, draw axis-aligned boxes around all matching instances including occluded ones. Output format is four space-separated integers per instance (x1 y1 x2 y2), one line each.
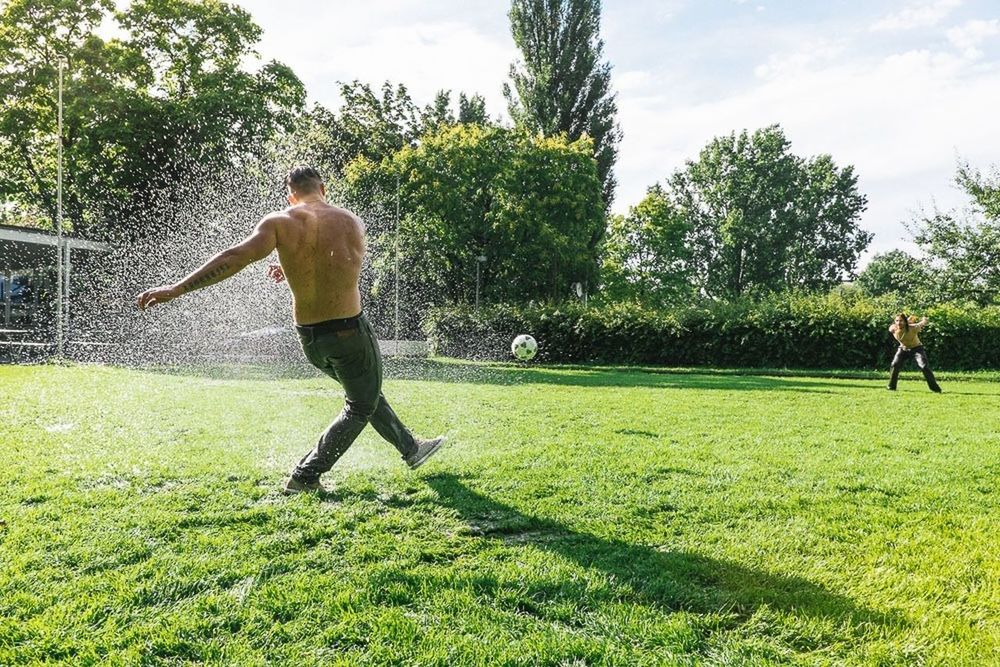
1 362 998 666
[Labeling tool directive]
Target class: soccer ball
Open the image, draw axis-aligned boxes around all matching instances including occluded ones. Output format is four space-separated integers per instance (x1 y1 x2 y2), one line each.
511 334 538 361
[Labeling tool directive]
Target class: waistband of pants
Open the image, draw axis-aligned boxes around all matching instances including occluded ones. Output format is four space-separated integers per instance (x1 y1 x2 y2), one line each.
295 312 363 335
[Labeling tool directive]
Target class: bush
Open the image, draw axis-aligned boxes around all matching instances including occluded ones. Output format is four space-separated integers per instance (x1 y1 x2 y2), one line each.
423 295 1000 370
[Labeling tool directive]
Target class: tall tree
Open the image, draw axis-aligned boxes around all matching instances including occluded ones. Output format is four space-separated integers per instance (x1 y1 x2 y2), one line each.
909 161 1000 305
458 92 489 125
855 250 934 300
956 161 1000 219
420 90 492 133
342 124 604 322
300 84 495 188
420 90 455 134
0 0 128 232
668 125 870 300
600 185 692 307
322 80 420 177
0 0 304 239
504 0 622 222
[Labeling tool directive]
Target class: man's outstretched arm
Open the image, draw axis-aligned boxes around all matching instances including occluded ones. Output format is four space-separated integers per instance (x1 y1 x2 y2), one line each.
137 215 280 310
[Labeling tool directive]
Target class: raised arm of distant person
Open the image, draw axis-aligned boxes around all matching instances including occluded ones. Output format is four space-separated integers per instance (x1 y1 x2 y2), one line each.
136 215 280 310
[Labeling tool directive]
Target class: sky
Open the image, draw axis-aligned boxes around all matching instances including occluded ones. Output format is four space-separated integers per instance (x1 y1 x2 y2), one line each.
229 0 1000 261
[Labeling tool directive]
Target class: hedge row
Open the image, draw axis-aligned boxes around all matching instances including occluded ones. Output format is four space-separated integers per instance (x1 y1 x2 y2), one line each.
423 296 1000 370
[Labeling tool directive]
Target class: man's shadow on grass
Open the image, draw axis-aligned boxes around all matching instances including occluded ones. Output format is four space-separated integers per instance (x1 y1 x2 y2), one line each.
415 473 905 641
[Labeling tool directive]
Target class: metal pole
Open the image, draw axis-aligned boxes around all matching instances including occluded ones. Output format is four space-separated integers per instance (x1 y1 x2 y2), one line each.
3 271 11 327
56 59 64 357
394 173 400 356
64 245 71 343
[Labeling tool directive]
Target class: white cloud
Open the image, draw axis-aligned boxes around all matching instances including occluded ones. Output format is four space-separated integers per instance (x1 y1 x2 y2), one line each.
754 40 847 80
870 0 962 32
233 1 515 118
308 21 516 112
613 42 1000 254
947 19 1000 59
614 70 655 93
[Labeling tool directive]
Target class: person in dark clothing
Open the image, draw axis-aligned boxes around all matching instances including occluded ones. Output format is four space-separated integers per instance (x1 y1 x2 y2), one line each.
887 313 942 393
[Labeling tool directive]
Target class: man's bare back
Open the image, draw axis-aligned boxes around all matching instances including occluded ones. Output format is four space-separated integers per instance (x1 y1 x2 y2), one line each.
271 202 365 325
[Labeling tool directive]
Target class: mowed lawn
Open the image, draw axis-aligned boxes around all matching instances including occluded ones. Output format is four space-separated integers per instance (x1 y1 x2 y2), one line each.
1 362 998 666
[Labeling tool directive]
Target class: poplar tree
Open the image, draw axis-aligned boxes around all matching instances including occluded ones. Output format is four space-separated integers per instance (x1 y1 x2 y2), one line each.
504 0 621 228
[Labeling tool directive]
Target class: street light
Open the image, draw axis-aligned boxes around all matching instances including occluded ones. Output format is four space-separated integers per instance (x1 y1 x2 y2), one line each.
55 58 65 357
394 173 401 356
475 255 486 309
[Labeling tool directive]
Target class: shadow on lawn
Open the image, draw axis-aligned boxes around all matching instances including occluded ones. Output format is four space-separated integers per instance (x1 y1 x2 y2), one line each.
137 358 982 395
417 473 904 640
381 358 879 393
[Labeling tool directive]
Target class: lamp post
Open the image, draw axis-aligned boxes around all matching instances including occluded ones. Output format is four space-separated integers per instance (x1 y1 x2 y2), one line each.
394 173 401 356
475 255 486 309
55 58 65 357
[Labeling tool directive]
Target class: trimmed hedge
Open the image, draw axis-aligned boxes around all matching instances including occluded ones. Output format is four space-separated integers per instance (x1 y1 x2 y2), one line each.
424 296 1000 370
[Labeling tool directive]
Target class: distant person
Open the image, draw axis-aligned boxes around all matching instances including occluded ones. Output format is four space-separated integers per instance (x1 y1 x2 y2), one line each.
887 313 942 393
137 166 445 493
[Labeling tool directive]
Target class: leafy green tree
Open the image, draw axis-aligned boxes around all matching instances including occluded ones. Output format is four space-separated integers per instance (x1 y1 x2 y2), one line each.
342 124 604 329
320 80 420 177
0 0 130 231
909 162 1000 305
120 0 303 151
489 133 604 299
855 250 934 299
420 90 456 133
668 125 870 300
783 154 873 290
419 90 492 134
270 104 342 189
504 0 621 218
457 92 489 125
956 161 1000 219
599 185 692 307
0 0 305 238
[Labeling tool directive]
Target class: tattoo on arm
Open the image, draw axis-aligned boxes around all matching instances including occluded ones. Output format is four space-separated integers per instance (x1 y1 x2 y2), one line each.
180 262 231 294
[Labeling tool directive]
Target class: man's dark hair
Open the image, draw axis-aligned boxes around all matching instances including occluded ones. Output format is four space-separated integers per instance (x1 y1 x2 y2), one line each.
285 165 324 194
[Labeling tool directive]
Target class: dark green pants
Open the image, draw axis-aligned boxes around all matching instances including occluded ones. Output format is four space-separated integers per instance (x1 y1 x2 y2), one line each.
292 313 417 483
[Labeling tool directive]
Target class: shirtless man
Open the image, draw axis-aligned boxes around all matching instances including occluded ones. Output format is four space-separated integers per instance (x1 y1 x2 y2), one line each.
137 166 445 493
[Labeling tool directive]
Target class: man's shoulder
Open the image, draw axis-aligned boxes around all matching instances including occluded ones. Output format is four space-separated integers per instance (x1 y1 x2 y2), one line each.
261 209 294 226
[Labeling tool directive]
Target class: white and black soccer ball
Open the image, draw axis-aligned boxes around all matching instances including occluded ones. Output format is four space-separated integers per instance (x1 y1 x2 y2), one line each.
511 334 538 361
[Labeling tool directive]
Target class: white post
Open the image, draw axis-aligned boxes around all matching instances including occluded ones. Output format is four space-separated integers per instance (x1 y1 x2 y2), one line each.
64 245 71 343
55 59 64 356
394 173 400 356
